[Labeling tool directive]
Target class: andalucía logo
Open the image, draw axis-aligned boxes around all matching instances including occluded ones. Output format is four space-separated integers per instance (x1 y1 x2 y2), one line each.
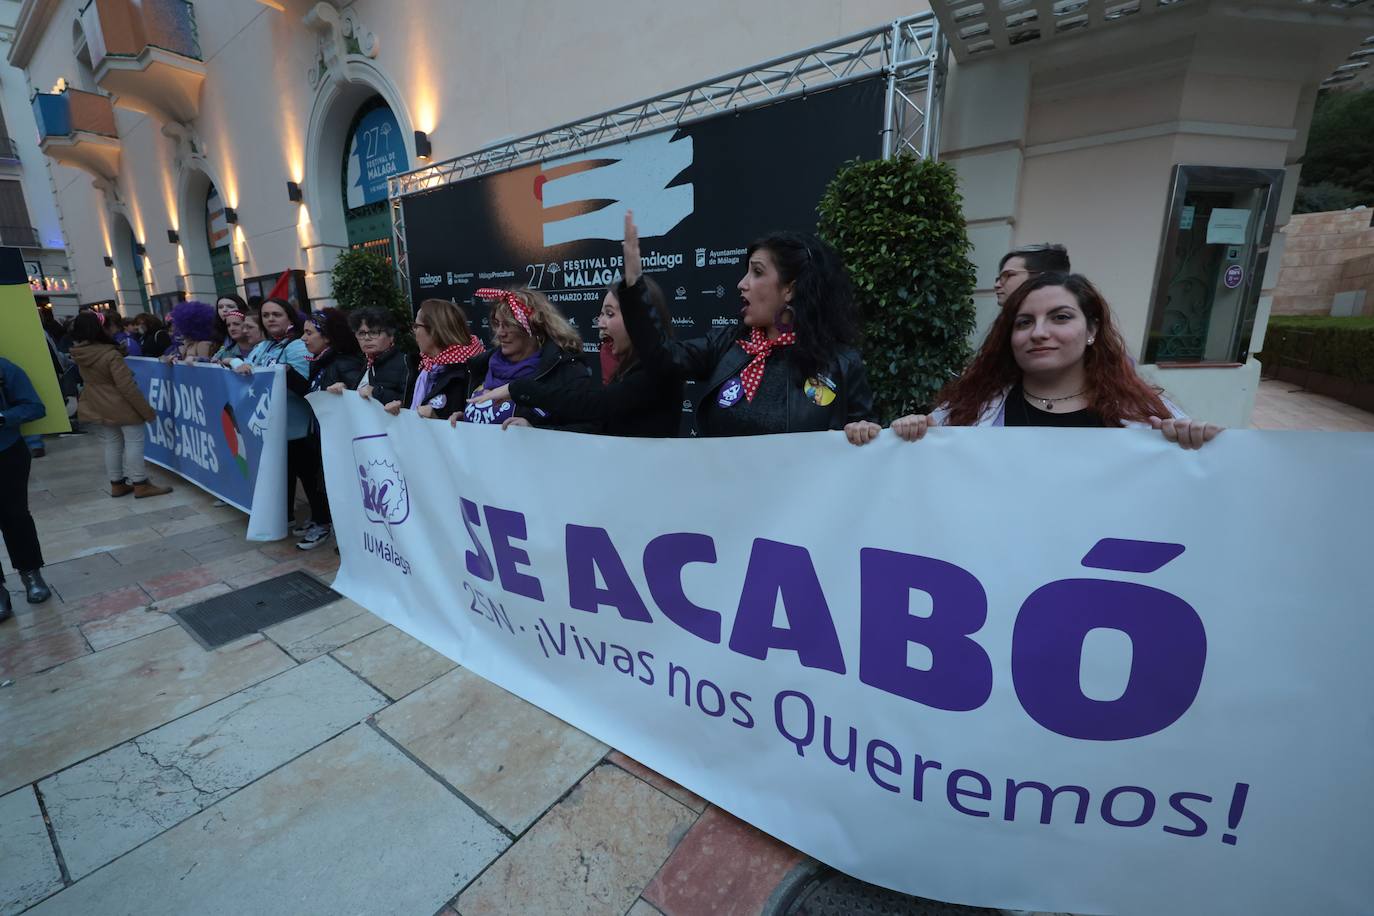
219 405 249 477
352 434 410 526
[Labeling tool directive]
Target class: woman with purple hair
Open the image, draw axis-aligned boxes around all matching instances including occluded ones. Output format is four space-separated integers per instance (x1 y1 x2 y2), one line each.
164 300 219 363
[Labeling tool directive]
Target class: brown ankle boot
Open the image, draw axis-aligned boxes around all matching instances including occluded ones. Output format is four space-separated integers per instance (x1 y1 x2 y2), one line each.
132 479 173 499
111 480 134 498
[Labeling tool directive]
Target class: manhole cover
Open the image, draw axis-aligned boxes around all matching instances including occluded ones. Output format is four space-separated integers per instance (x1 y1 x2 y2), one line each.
173 572 342 649
782 870 1001 916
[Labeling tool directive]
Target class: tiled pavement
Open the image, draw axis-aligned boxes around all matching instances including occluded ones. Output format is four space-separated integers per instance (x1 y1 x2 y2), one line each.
0 432 837 916
4 390 1366 915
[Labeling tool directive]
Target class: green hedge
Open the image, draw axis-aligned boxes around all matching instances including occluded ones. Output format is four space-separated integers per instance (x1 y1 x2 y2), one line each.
818 155 977 420
1258 316 1374 384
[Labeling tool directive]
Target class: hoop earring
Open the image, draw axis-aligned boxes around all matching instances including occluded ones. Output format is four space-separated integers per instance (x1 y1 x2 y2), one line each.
776 305 795 333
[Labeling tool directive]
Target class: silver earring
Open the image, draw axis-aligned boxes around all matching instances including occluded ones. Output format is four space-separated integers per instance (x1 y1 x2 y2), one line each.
1088 337 1095 345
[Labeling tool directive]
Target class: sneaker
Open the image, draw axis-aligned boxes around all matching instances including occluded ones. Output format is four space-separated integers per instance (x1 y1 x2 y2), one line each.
296 523 332 550
290 519 314 537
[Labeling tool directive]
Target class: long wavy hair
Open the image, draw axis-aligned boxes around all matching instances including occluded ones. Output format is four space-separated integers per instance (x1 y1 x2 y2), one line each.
745 231 859 381
490 288 582 354
938 273 1168 426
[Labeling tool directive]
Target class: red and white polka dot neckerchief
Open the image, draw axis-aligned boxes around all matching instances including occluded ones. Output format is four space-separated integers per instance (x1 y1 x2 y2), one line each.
475 287 533 336
420 337 485 373
736 327 796 402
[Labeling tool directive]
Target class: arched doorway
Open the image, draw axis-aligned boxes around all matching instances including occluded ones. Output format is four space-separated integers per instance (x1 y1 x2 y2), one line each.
205 184 236 297
341 95 409 263
111 212 148 313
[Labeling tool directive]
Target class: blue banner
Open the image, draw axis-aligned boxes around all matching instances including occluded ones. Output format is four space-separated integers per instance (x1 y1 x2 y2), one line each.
127 358 287 541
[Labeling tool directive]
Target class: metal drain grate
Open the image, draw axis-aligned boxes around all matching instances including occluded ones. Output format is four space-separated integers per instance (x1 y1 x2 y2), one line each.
173 572 342 649
782 870 1002 916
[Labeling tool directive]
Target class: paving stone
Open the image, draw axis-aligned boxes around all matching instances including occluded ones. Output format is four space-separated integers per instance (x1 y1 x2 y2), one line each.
0 627 90 680
374 668 609 833
80 605 178 652
609 751 709 813
628 900 668 916
108 541 197 569
0 787 63 916
330 625 456 699
182 535 265 563
141 565 224 602
28 726 509 916
279 610 386 662
260 597 368 647
0 626 294 796
39 552 119 586
84 505 199 537
458 764 695 916
40 656 387 879
643 806 807 916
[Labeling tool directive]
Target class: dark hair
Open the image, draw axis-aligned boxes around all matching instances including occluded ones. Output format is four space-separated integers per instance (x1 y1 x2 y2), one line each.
69 311 117 347
169 300 218 342
212 294 247 343
307 307 362 357
136 313 164 334
746 231 859 380
608 277 672 380
216 293 248 312
246 295 264 311
348 306 398 336
938 272 1169 427
999 244 1071 275
105 310 127 332
259 297 305 338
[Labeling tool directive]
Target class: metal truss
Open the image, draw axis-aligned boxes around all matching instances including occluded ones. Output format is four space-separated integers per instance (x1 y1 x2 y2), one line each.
389 13 947 303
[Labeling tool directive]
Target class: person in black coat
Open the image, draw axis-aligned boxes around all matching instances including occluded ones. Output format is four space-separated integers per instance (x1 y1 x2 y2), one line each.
475 276 683 438
351 307 414 410
451 287 594 431
618 211 879 443
294 307 365 550
409 299 485 420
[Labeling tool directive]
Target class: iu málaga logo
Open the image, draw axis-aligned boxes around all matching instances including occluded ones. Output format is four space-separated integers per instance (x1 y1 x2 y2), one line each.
351 434 409 526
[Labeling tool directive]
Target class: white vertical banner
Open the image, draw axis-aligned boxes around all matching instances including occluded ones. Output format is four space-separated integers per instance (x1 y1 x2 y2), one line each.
310 390 1374 916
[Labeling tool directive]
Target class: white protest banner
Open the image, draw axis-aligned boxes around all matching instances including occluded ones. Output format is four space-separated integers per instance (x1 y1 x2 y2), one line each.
129 359 287 540
310 390 1374 915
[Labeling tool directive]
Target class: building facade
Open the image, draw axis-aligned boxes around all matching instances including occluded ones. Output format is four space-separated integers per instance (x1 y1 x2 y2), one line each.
8 0 1370 425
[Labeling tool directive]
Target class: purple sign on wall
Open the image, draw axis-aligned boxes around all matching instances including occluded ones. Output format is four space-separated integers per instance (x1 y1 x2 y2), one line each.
1224 264 1244 289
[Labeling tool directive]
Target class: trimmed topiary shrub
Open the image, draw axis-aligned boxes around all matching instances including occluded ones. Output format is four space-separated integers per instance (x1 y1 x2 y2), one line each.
818 155 977 421
329 248 414 352
1258 316 1374 384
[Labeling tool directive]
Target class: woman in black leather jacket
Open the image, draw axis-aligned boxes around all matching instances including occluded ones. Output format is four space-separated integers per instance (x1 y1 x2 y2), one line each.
619 212 878 443
306 308 365 394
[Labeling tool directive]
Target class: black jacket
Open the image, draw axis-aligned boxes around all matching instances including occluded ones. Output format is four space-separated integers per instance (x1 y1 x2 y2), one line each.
308 350 365 393
361 348 414 406
508 360 682 437
619 278 875 435
415 360 477 420
465 342 595 431
140 329 172 359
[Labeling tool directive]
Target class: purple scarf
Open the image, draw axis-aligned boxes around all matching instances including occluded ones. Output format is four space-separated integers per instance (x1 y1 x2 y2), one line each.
463 350 542 425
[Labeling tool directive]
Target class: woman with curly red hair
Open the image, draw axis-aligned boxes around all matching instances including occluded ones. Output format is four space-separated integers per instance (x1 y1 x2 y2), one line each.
887 273 1222 448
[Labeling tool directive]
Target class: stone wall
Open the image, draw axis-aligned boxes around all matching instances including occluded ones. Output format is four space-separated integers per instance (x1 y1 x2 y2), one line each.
1273 208 1374 315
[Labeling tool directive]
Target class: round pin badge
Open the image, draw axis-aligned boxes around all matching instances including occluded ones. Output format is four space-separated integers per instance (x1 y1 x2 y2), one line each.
717 377 744 408
804 375 837 407
428 394 447 410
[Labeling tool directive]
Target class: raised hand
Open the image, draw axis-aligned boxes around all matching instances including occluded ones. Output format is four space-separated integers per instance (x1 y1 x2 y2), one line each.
623 210 641 287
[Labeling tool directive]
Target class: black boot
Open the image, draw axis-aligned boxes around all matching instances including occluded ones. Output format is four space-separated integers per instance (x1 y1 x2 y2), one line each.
20 569 51 604
0 587 12 623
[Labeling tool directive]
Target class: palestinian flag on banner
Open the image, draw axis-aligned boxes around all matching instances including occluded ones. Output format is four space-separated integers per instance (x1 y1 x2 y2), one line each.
221 404 250 477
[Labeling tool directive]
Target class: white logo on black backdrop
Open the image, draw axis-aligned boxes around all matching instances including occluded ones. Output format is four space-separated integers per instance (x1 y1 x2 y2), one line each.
542 133 694 245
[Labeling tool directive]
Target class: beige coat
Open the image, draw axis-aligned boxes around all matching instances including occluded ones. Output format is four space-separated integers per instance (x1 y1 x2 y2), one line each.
70 342 156 427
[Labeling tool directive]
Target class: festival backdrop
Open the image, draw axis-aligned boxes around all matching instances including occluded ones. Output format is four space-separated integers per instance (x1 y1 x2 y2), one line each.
0 246 70 435
127 359 287 540
398 77 886 347
312 390 1374 916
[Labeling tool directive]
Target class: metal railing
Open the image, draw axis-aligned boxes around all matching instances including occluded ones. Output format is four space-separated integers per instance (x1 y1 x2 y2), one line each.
0 136 19 162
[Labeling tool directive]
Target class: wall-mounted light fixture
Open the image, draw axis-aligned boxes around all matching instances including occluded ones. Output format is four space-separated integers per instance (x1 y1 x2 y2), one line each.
223 207 238 224
167 229 180 244
134 243 146 256
286 180 303 202
414 130 432 161
103 255 114 267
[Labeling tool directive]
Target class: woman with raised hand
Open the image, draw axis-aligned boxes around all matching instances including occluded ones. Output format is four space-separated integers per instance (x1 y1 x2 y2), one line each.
452 288 592 430
67 312 173 499
887 272 1222 448
467 272 683 437
617 211 877 442
351 307 414 413
407 299 484 420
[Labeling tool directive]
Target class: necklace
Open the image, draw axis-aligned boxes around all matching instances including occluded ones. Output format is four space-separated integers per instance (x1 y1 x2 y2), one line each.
1022 387 1087 411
